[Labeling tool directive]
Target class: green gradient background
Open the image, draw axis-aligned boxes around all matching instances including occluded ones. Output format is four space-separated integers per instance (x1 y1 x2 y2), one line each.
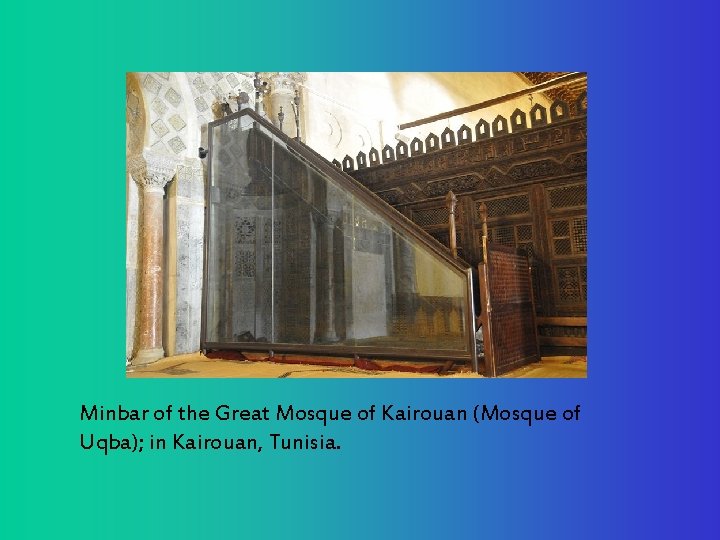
2 3 548 537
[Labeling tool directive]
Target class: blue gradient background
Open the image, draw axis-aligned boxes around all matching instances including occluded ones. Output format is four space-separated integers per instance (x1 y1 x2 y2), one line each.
1 1 719 538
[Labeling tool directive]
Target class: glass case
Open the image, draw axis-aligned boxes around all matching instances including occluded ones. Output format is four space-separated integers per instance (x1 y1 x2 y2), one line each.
202 109 476 364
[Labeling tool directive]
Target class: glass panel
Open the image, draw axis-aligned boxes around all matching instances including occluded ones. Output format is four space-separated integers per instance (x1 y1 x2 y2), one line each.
206 112 472 356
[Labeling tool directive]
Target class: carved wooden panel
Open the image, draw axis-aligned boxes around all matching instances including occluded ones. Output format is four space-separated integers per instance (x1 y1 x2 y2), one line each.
348 107 588 333
479 244 540 376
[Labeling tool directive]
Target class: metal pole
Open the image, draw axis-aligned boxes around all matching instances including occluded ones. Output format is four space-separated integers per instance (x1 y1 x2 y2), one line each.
293 89 301 141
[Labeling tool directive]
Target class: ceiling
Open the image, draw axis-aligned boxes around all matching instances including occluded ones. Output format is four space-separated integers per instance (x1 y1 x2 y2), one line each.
519 72 587 105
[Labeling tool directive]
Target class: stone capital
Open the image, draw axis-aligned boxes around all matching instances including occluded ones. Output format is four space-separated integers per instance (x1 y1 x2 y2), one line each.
128 150 181 192
262 72 306 95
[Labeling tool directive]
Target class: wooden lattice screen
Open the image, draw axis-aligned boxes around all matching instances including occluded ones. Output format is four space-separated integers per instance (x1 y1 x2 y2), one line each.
346 99 588 353
478 243 540 377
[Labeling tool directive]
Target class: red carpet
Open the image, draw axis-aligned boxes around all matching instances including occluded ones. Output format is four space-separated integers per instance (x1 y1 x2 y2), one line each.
204 350 455 374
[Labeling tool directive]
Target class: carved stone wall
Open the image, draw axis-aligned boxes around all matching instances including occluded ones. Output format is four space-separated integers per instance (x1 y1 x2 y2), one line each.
138 72 191 156
165 158 205 355
183 72 258 125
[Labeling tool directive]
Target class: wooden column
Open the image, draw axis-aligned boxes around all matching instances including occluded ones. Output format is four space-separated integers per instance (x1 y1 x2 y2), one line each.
445 190 458 258
478 201 488 264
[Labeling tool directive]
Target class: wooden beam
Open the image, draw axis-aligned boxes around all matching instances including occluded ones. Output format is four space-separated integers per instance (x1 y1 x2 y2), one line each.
539 336 587 347
537 316 587 326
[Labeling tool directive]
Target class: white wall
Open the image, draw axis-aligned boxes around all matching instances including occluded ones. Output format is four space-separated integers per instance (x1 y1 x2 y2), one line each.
302 72 551 163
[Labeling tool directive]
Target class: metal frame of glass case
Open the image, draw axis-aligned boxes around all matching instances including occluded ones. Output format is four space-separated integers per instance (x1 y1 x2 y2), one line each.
201 108 478 369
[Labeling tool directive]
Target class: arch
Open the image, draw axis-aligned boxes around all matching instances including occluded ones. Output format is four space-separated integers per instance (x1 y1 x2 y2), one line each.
126 72 147 155
475 119 490 140
425 133 440 152
396 140 409 160
575 91 587 115
492 115 508 137
411 137 424 156
457 124 472 145
550 99 569 122
441 127 456 148
530 103 548 127
510 108 528 132
369 148 380 166
382 144 396 163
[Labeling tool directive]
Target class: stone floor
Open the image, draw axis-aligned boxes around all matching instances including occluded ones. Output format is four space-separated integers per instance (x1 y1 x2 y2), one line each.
127 353 587 378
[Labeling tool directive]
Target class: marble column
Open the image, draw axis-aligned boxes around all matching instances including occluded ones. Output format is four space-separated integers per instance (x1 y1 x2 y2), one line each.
128 150 180 365
263 72 306 140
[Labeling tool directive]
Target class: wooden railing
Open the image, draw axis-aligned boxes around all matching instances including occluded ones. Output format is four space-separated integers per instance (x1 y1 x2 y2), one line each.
536 316 587 348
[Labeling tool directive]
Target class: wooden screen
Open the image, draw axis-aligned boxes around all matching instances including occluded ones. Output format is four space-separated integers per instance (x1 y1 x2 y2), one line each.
202 108 478 364
346 99 587 353
478 243 540 377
